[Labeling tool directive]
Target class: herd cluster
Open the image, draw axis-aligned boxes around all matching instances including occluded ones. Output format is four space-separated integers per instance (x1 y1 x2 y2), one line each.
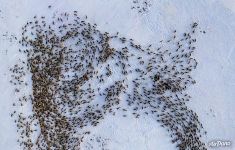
131 0 152 13
10 11 207 150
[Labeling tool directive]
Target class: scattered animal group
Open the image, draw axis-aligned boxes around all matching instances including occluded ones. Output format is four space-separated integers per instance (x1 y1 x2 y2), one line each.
131 0 152 13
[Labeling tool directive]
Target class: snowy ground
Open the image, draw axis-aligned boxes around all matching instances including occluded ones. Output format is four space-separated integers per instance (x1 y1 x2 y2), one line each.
0 0 235 150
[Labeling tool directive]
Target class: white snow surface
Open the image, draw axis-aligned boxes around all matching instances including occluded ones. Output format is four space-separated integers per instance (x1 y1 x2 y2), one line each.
0 0 235 150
